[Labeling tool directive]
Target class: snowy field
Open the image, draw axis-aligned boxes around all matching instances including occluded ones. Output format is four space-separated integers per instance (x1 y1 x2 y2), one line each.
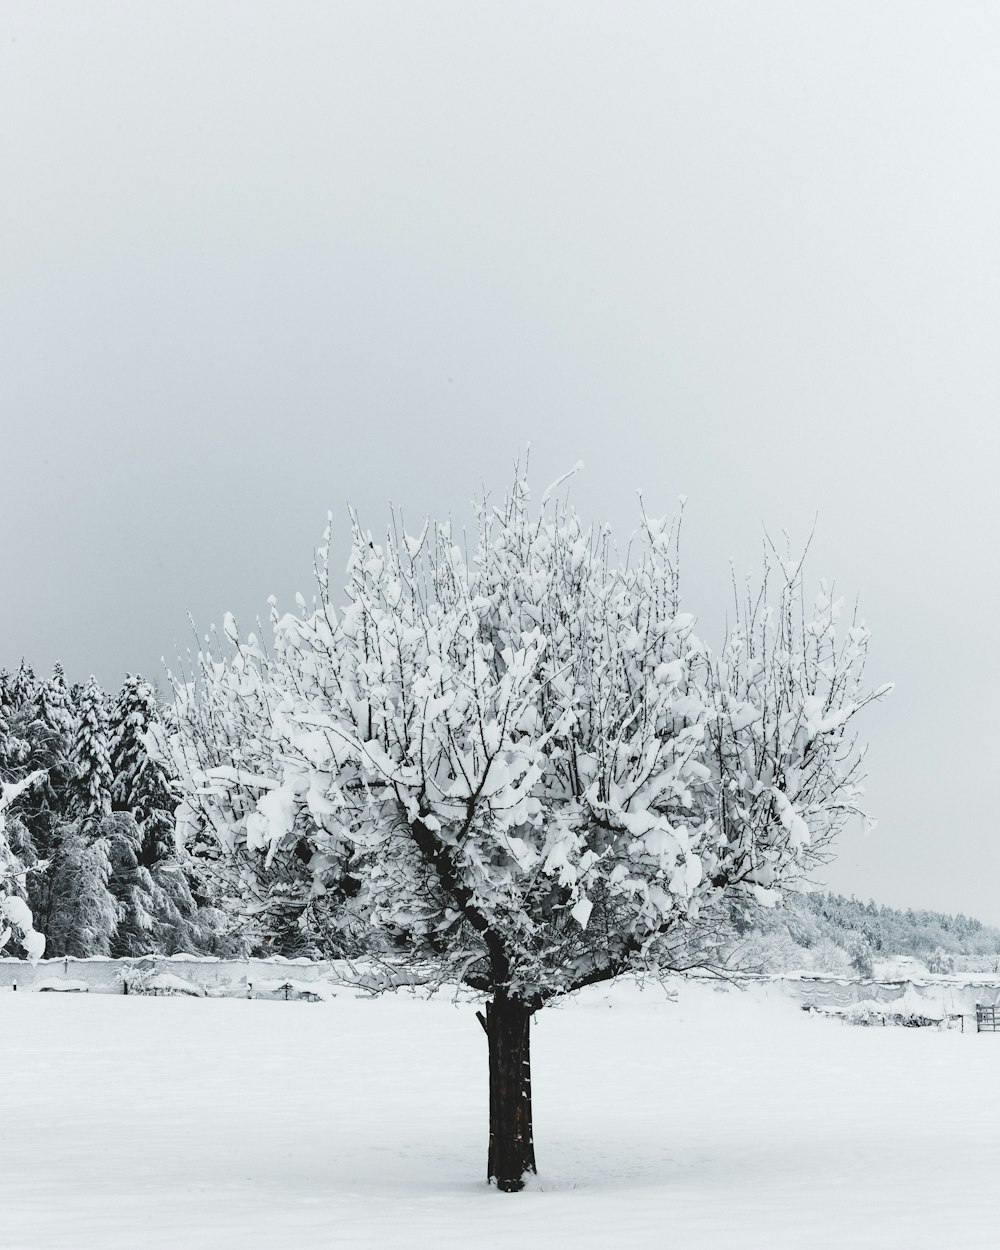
3 979 999 1249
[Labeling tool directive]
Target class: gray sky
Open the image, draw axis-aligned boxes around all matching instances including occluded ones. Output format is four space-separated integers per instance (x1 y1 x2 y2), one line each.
2 3 998 920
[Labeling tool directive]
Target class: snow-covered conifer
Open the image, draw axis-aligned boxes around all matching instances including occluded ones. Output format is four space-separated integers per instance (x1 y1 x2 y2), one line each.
71 676 113 823
103 811 157 955
108 675 218 952
43 820 118 957
110 675 187 857
110 675 152 813
169 470 889 1191
7 661 37 712
18 666 76 805
40 663 74 732
0 690 13 776
0 670 13 727
0 771 47 962
2 665 77 886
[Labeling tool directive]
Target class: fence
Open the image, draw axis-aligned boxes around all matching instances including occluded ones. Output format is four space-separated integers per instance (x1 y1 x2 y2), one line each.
977 1004 1000 1032
0 954 344 995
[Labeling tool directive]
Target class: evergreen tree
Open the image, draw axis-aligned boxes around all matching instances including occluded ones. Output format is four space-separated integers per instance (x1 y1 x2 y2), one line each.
1 663 233 959
0 709 31 788
62 677 138 954
110 674 148 814
43 821 118 957
22 671 118 953
109 676 175 841
7 661 37 712
20 666 77 839
71 676 113 824
0 689 13 780
0 770 47 962
105 810 157 956
108 675 216 954
0 669 15 741
40 663 74 734
0 665 38 782
5 665 78 937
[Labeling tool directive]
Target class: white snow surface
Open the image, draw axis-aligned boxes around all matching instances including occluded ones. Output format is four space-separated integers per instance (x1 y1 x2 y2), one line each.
2 978 998 1248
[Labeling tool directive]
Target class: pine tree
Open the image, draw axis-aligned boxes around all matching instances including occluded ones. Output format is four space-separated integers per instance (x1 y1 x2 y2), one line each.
23 673 117 954
0 669 13 726
0 689 13 780
7 661 37 713
110 674 148 814
43 821 118 957
20 665 77 835
109 676 177 842
105 810 157 956
6 665 79 937
3 665 228 958
40 663 74 733
71 676 113 824
108 675 215 953
0 770 47 962
0 665 38 782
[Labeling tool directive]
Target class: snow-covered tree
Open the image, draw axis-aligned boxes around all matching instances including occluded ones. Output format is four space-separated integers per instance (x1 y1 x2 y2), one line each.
110 676 155 813
809 938 853 976
850 942 875 979
108 675 221 954
0 685 27 785
110 675 185 858
5 661 37 714
71 676 113 823
169 470 888 1191
926 947 955 975
102 810 154 955
43 820 118 957
1 671 118 955
41 663 74 731
3 666 74 839
0 771 47 962
0 664 79 937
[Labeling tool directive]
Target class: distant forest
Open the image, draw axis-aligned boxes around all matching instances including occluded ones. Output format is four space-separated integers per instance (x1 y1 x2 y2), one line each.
732 891 1000 977
3 661 999 974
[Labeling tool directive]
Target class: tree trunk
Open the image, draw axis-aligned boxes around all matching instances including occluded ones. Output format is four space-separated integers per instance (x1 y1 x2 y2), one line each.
483 992 536 1191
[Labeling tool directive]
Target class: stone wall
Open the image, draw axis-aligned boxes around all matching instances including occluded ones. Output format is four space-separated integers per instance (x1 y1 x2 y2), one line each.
0 954 345 994
758 971 1000 1018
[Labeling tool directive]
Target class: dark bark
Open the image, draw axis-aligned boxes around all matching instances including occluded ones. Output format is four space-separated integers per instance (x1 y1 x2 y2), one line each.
406 817 536 1189
484 992 536 1192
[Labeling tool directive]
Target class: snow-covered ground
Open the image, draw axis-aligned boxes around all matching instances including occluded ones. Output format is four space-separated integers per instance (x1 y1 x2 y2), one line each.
3 978 998 1249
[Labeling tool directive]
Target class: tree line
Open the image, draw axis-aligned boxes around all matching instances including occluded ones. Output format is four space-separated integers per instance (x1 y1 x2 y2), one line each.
3 655 987 980
730 890 1000 976
0 662 232 959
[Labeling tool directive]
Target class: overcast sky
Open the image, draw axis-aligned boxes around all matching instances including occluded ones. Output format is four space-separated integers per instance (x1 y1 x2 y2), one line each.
2 2 998 921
